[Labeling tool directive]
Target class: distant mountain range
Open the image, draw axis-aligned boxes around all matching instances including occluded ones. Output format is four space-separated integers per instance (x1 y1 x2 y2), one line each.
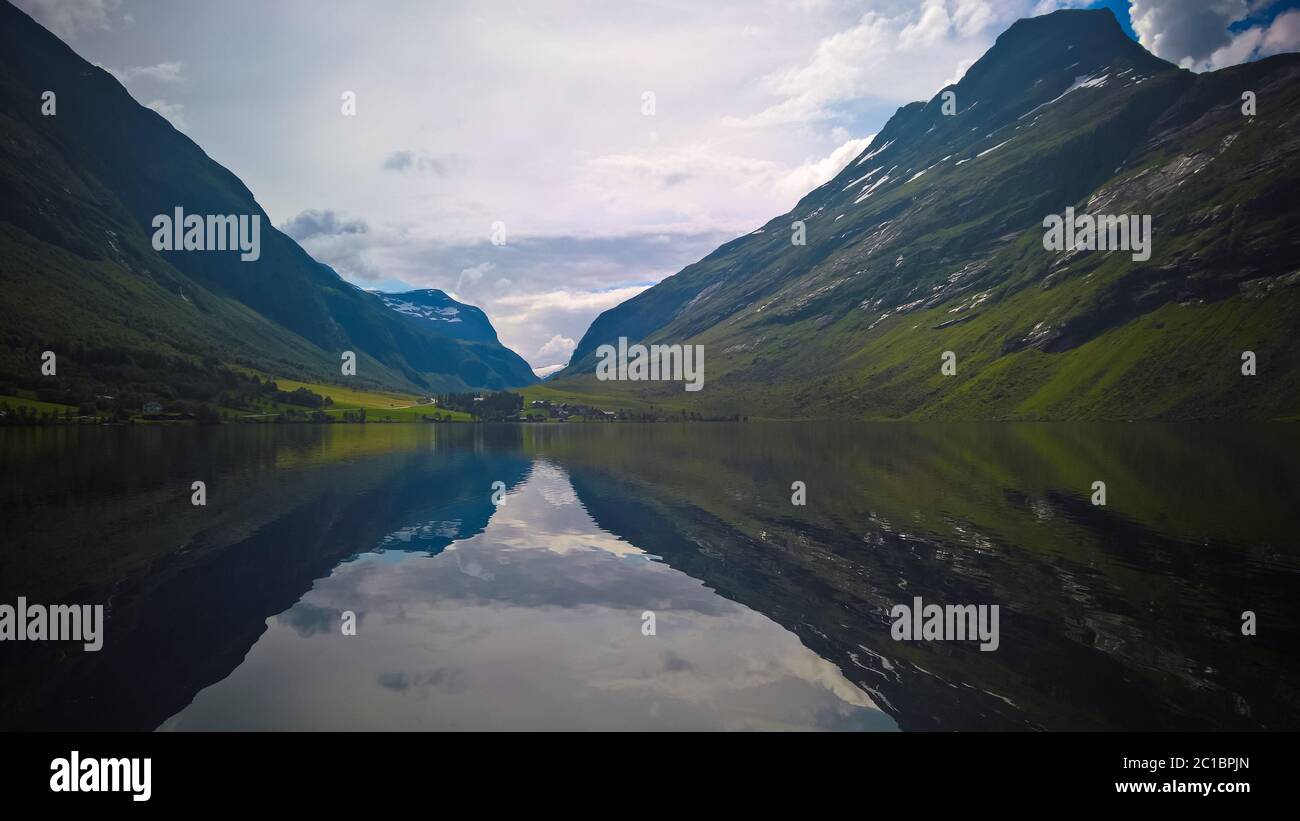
0 0 535 405
555 9 1300 420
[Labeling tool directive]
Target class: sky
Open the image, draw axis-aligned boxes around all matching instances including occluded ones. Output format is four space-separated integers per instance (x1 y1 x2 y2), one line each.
16 0 1300 376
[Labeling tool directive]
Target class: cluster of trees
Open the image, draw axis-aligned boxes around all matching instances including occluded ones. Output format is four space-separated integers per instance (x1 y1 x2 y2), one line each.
264 409 458 424
417 413 461 423
671 410 747 422
273 387 331 409
436 391 523 421
0 399 226 426
0 342 330 425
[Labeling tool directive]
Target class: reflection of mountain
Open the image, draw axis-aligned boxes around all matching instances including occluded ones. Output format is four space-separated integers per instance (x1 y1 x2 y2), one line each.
544 424 1300 730
161 456 893 731
0 428 531 730
4 423 1298 730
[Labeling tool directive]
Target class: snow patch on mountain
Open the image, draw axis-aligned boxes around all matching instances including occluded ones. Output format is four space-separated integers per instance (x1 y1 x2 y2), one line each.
1018 72 1111 121
855 139 895 167
378 294 464 323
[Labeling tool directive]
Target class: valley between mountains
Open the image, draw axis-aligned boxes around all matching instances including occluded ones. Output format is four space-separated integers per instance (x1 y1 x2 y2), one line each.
2 6 1297 421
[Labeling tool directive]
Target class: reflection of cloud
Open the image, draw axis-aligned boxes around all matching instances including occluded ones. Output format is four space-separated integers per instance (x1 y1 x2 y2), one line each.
527 460 579 508
377 668 469 694
662 650 694 673
276 601 342 638
164 458 891 731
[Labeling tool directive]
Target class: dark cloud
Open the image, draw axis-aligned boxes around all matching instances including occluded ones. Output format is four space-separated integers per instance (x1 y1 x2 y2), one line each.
378 668 470 694
662 650 694 673
1130 0 1300 69
382 150 458 175
1130 0 1245 64
279 208 368 241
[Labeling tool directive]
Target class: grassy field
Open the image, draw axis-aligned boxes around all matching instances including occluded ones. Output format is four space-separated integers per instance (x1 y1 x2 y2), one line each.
519 382 695 415
266 377 474 421
0 393 79 415
270 377 423 409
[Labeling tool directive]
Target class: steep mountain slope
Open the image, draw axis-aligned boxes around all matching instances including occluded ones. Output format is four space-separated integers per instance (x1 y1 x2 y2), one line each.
0 0 535 404
557 9 1300 420
374 288 538 387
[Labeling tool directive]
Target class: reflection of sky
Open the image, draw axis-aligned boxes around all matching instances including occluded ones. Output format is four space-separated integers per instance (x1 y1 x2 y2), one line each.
160 459 894 731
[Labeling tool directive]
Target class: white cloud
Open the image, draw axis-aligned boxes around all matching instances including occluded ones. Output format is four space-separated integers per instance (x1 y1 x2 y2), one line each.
951 0 998 37
144 99 187 130
99 61 188 131
1031 0 1093 16
579 134 877 233
1204 8 1300 70
487 287 650 367
729 1 1033 129
14 0 118 40
778 136 875 203
104 61 185 84
493 287 650 316
900 0 953 48
946 57 978 86
536 335 576 362
455 262 494 294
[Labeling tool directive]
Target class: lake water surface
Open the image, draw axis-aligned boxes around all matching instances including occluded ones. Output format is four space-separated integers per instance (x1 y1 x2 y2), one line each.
1 423 1297 730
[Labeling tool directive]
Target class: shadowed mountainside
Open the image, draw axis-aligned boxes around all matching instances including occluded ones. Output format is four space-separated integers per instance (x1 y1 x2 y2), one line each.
0 1 536 407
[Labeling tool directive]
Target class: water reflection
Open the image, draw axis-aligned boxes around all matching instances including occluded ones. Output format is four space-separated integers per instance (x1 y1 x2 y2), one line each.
161 459 891 731
1 423 1297 730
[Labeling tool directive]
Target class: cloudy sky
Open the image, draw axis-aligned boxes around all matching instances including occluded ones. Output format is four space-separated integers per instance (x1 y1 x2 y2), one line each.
16 0 1300 375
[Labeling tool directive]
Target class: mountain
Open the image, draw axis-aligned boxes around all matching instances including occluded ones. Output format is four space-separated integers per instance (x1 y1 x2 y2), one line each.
0 0 535 411
374 289 499 344
556 9 1300 420
371 288 536 386
372 289 536 385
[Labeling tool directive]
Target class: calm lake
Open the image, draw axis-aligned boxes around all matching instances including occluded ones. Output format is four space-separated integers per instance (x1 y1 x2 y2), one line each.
1 423 1297 731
